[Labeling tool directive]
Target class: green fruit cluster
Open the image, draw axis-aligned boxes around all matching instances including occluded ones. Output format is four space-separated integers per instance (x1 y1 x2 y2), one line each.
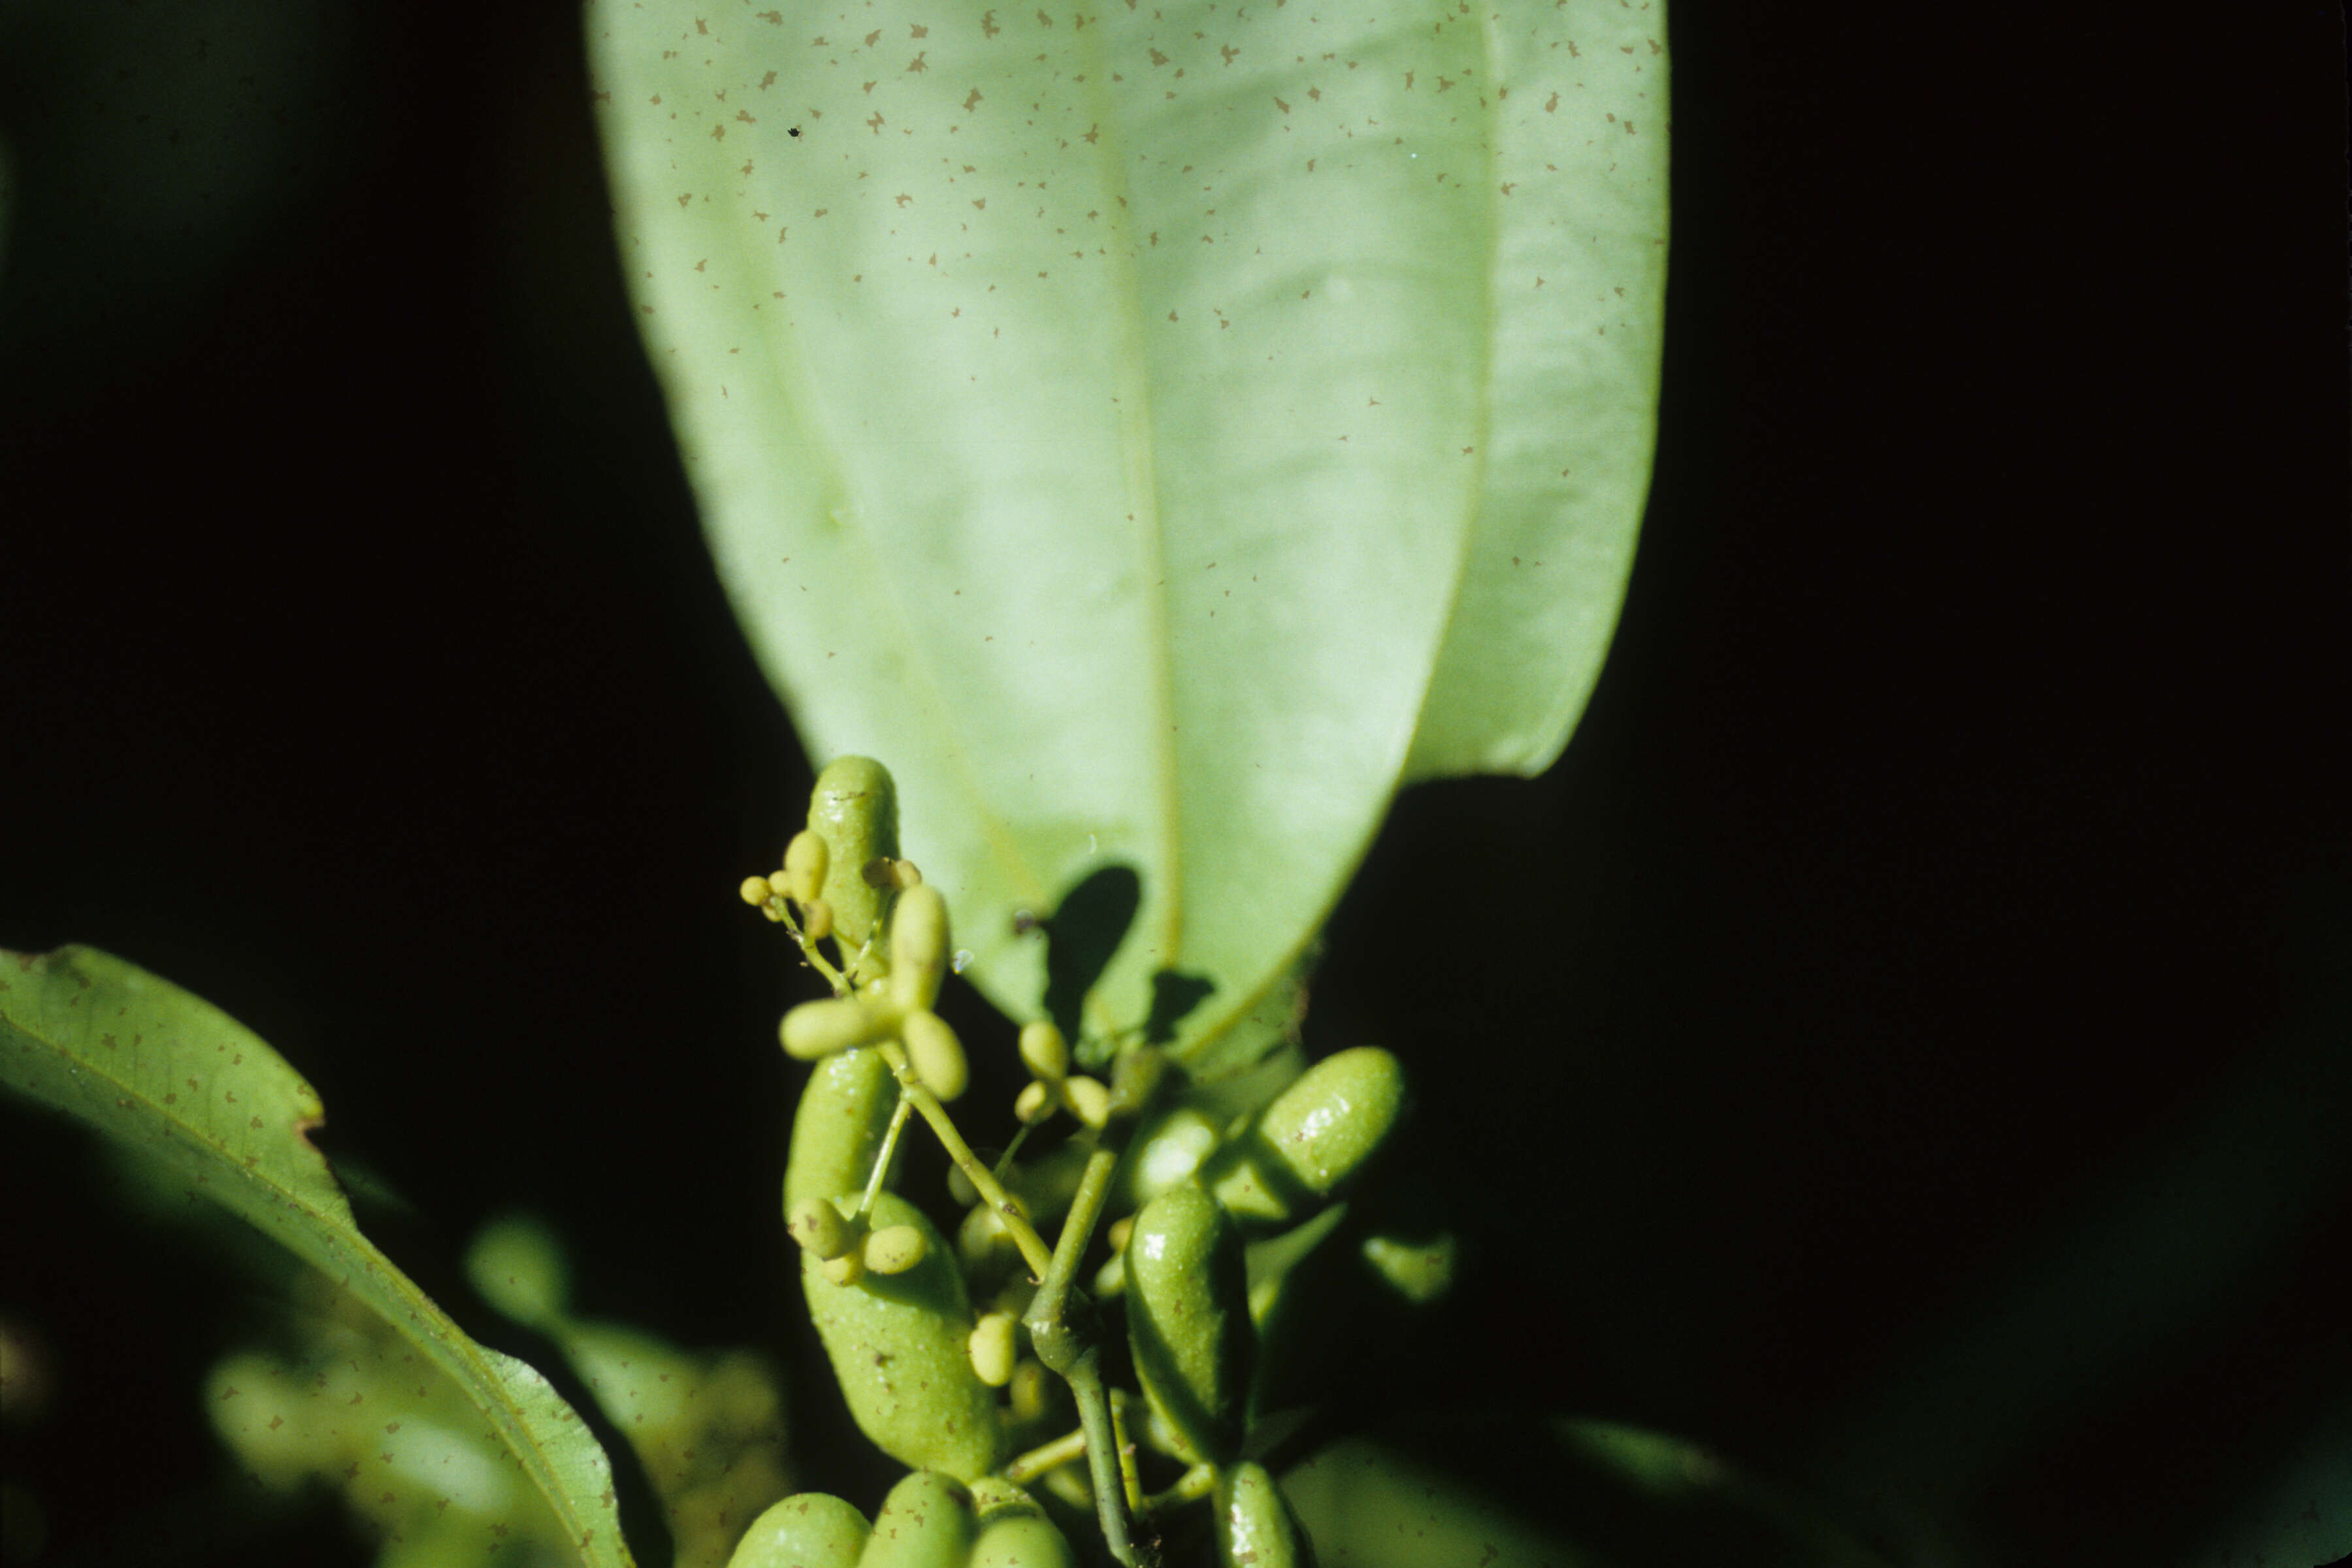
749 759 1448 1568
728 1472 1079 1568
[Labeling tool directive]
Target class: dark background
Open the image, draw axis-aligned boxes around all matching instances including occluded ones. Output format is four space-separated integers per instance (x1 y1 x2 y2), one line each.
2 3 2345 1565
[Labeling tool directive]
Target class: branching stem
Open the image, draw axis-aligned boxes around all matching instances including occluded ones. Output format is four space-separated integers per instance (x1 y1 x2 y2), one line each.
875 1040 1056 1278
1003 1426 1089 1484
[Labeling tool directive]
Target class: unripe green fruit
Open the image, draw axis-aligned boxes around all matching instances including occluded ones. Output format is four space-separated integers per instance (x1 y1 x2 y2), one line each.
1126 1179 1252 1465
1215 1462 1309 1568
727 1491 869 1568
1256 1046 1403 1195
785 1045 900 1211
889 884 951 1013
1207 1047 1404 1230
971 1496 1078 1568
801 1192 1001 1480
808 756 900 954
1120 1103 1221 1208
862 1471 977 1568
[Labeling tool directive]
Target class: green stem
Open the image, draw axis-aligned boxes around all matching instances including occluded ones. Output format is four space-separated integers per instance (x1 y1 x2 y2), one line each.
1002 1426 1088 1485
1064 1356 1138 1568
1109 1388 1145 1515
875 1041 1056 1278
777 902 851 995
1026 1142 1119 1337
1140 1463 1217 1516
1022 1141 1135 1566
857 1089 914 1221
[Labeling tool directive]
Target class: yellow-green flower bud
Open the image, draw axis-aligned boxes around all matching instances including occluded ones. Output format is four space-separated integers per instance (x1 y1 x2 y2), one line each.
862 1223 929 1275
1008 1358 1052 1424
902 1008 969 1102
956 1194 1026 1275
1064 1075 1111 1130
802 898 836 942
783 829 830 906
780 996 900 1060
740 875 776 907
968 1311 1017 1388
789 1196 859 1262
823 1250 866 1287
1017 1021 1069 1083
889 884 951 1014
1014 1080 1054 1125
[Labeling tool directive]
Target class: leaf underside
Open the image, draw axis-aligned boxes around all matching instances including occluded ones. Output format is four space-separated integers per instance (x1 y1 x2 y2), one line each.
0 946 635 1568
589 1 1667 1066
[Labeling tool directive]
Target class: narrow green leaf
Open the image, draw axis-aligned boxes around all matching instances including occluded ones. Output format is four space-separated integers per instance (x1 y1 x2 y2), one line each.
588 2 1665 1065
0 946 635 1568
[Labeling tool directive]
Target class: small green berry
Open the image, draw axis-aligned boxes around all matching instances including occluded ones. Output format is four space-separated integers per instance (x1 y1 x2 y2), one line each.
863 1471 977 1568
726 1490 868 1568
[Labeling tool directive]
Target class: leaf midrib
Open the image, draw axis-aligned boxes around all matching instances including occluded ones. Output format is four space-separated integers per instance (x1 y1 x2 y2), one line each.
1077 15 1186 1027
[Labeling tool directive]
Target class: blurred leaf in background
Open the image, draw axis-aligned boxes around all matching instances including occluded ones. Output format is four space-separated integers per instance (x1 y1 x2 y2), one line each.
0 947 636 1568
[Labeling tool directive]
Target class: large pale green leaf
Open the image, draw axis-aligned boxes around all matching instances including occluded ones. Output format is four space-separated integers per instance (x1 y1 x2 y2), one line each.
589 1 1666 1065
0 946 635 1568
